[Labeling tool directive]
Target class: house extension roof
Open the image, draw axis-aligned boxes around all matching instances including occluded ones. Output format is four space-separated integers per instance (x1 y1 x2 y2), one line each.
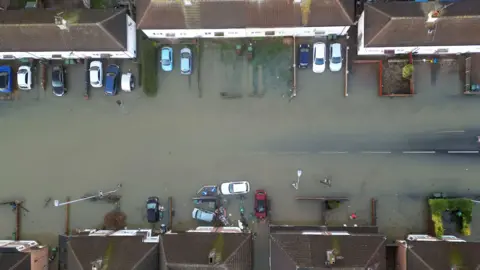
363 0 480 47
137 0 355 30
64 235 158 270
0 9 127 52
270 232 387 270
160 232 252 269
0 251 30 269
406 240 480 270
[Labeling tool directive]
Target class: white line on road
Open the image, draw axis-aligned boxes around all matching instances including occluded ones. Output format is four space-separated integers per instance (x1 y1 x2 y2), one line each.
436 130 465 133
319 151 348 154
361 151 392 154
447 151 479 154
402 151 436 154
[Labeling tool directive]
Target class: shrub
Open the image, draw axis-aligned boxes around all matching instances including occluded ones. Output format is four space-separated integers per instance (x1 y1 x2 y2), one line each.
431 212 444 237
402 64 414 79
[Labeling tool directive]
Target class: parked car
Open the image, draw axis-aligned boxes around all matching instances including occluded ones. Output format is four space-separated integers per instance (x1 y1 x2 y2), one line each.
161 46 173 72
0 66 12 93
312 42 326 73
146 197 160 223
254 190 268 220
180 47 192 75
220 181 250 195
298 44 310 69
192 208 215 222
89 61 103 88
329 43 343 72
17 66 32 90
52 65 66 97
104 64 120 96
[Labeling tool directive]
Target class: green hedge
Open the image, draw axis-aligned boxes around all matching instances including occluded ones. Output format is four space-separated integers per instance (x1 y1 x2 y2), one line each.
140 37 158 97
428 198 473 238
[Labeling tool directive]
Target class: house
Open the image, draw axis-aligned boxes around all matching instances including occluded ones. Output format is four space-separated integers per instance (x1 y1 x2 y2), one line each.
0 8 136 60
0 240 49 270
137 0 355 39
357 0 480 56
160 230 252 269
270 225 387 269
58 229 159 270
396 234 480 269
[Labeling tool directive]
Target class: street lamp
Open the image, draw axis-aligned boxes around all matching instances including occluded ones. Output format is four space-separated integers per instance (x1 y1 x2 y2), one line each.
53 184 122 207
292 169 302 190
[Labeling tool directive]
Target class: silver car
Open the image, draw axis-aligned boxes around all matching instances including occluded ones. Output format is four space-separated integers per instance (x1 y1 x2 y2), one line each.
180 47 192 75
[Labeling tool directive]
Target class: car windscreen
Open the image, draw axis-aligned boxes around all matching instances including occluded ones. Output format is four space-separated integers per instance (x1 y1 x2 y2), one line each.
300 48 309 53
181 52 190 58
257 200 265 212
18 69 27 74
147 203 157 210
315 58 325 65
229 184 234 193
52 71 62 87
0 72 7 89
331 57 342 64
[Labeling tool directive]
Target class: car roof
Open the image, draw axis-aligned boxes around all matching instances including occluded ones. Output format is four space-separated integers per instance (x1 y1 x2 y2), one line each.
233 182 247 192
106 64 119 73
314 43 325 58
331 43 342 56
181 47 191 53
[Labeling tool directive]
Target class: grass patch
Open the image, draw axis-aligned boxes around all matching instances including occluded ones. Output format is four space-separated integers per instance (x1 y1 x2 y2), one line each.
140 37 158 97
429 198 473 238
90 0 106 8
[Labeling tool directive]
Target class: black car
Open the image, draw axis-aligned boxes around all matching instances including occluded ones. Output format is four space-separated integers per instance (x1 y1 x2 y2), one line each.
52 65 66 97
146 197 161 223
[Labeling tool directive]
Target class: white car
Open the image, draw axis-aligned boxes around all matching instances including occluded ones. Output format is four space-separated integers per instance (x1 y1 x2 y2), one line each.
312 42 326 73
329 43 343 72
89 61 103 88
17 66 32 90
220 181 250 195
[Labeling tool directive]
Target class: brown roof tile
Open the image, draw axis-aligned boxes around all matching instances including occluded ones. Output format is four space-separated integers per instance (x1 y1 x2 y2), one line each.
137 0 354 30
0 9 128 52
66 236 158 270
363 1 480 47
270 232 387 270
0 252 30 270
160 232 252 269
406 241 480 270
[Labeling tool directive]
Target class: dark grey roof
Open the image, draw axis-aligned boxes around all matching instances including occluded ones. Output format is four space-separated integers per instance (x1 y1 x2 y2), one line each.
363 0 480 47
137 0 355 30
270 232 387 270
160 232 252 270
0 9 127 52
65 235 158 270
406 240 480 270
0 251 30 270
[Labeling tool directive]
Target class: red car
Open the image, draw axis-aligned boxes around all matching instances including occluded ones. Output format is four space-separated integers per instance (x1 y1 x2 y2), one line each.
254 190 268 220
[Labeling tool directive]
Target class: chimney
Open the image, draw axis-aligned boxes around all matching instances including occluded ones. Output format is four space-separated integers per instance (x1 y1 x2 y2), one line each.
91 259 103 270
55 14 69 31
426 10 440 23
325 250 336 266
208 248 221 264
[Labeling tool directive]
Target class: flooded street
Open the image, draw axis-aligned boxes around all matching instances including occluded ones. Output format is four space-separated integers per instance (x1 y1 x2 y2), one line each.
0 51 477 246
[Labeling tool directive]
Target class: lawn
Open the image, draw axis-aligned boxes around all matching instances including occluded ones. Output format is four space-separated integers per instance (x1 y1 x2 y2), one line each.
140 37 158 97
429 198 473 237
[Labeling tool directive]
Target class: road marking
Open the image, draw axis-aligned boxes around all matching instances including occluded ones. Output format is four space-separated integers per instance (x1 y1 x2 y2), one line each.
402 151 436 154
361 151 391 154
319 151 348 154
447 151 479 154
436 130 465 133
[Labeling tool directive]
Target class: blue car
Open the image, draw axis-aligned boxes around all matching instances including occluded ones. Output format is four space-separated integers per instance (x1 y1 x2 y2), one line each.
0 65 13 94
161 47 173 72
104 64 120 96
298 44 310 69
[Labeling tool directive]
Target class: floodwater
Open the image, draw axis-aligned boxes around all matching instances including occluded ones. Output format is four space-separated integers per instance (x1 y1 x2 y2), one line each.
0 52 478 248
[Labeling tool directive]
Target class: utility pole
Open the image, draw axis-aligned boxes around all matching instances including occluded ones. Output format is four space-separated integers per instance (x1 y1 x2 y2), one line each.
54 184 122 207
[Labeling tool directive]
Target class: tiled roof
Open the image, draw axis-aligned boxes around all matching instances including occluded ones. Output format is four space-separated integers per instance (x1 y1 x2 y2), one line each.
0 9 127 52
363 1 480 47
406 240 480 270
65 235 158 270
137 0 355 30
270 232 387 270
160 232 252 270
0 252 30 269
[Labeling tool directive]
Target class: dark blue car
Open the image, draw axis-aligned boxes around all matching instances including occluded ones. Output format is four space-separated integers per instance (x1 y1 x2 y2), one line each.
298 44 310 69
104 64 120 96
0 65 13 94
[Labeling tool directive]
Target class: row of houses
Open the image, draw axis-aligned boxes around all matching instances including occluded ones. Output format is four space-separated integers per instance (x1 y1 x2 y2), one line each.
1 0 480 60
1 225 478 270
